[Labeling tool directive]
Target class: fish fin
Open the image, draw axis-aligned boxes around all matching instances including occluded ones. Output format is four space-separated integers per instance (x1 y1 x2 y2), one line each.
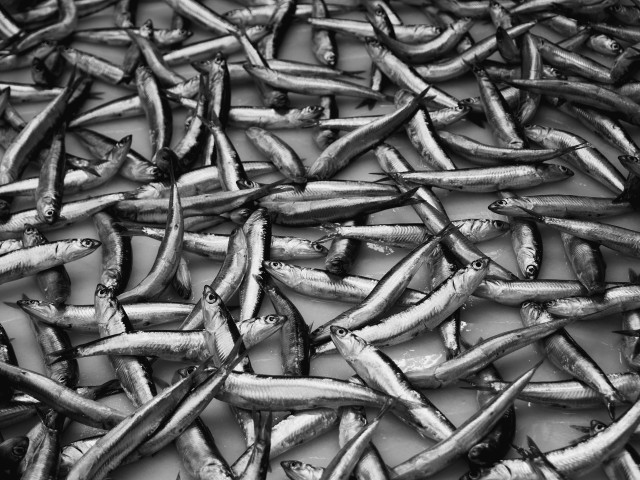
341 69 366 79
514 206 544 222
569 424 592 434
511 443 530 459
153 375 170 389
315 223 341 243
356 98 378 110
629 268 640 284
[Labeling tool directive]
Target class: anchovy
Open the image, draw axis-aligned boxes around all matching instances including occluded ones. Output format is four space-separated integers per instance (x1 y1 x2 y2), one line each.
316 219 508 248
385 164 573 193
313 258 489 355
118 170 183 303
17 299 193 332
467 395 640 479
401 317 574 388
331 327 455 441
240 208 271 320
488 194 632 218
391 364 539 480
264 261 426 307
0 362 125 429
233 409 339 476
310 228 449 343
473 372 640 409
521 302 626 418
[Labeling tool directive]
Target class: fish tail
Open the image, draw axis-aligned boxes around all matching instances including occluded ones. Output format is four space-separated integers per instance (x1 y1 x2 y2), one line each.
113 221 145 237
372 397 396 423
560 142 591 156
89 379 124 398
4 301 21 310
47 345 81 365
605 388 631 420
612 329 640 337
355 97 378 110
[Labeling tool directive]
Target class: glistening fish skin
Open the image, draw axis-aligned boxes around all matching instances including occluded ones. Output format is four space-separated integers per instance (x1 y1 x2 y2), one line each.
311 229 448 343
331 327 456 442
475 373 640 410
16 300 194 332
0 238 100 285
391 364 539 480
521 302 626 418
466 395 640 480
314 258 489 356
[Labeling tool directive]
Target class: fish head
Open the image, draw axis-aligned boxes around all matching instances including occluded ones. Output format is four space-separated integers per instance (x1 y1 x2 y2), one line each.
76 238 102 251
94 283 118 320
364 37 387 58
0 436 29 463
21 223 46 247
201 285 224 310
242 314 287 338
460 463 515 480
519 301 550 325
604 38 623 55
281 460 320 480
542 65 566 80
16 298 59 320
491 219 511 233
537 163 573 181
263 261 302 287
296 105 325 127
329 326 368 360
139 19 154 38
229 208 253 224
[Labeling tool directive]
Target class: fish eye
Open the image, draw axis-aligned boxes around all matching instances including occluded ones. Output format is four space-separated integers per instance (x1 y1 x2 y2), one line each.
495 199 507 206
44 208 55 218
206 292 216 303
81 239 94 248
13 445 26 456
493 220 506 227
271 262 282 269
312 243 324 251
290 461 302 469
334 327 347 336
468 471 481 480
525 265 538 277
468 445 483 458
557 165 569 173
266 315 278 323
594 423 606 432
472 259 485 269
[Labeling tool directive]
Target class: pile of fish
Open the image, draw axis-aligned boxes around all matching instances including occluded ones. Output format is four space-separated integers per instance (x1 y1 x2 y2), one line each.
3 0 640 478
